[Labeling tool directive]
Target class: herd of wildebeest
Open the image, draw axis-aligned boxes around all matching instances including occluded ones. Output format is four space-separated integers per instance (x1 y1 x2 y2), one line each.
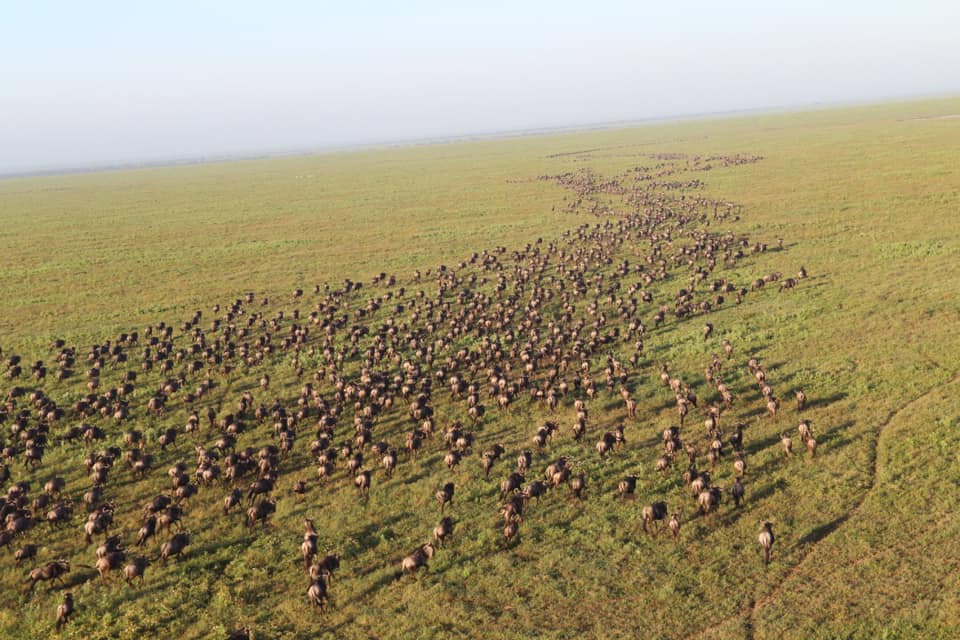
0 152 821 637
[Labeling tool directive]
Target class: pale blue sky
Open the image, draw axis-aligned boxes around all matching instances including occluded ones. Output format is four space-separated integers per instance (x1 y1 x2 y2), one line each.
1 1 957 173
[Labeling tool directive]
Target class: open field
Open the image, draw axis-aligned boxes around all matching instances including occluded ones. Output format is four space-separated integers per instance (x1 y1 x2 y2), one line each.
1 97 959 640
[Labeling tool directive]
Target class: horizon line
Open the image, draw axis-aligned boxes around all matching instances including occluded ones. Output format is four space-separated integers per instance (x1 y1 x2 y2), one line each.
2 92 955 181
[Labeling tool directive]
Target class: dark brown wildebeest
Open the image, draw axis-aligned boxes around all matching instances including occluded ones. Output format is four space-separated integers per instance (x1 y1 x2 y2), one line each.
618 476 637 500
28 560 71 592
246 498 276 528
122 556 149 587
44 477 66 496
433 517 455 546
596 432 616 459
400 543 435 577
15 543 38 567
160 532 190 565
310 553 341 584
95 549 127 583
731 477 745 507
521 480 546 505
436 482 455 513
500 472 524 501
223 488 243 516
642 501 668 534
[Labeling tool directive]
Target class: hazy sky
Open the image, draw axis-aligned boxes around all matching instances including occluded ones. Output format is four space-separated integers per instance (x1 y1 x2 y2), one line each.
1 1 957 173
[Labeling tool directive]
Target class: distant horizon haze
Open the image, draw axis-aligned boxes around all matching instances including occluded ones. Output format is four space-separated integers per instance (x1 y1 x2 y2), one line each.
2 1 958 175
1 93 955 179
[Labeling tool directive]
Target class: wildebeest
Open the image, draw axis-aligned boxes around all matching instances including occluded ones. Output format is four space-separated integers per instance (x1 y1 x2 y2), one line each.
381 449 397 478
45 500 73 529
95 549 127 583
310 553 341 584
354 470 371 498
444 450 461 471
84 505 115 544
44 477 66 496
223 488 243 515
15 543 38 567
733 454 746 479
656 455 672 473
731 477 745 507
143 494 171 515
436 482 455 513
160 532 190 564
503 518 521 544
433 516 455 546
400 543 435 577
246 498 276 528
55 592 74 633
521 480 547 505
618 476 637 500
758 521 775 565
122 556 149 587
316 461 335 484
781 433 793 458
516 451 531 474
481 444 505 478
301 519 318 569
698 486 723 515
668 513 681 539
795 388 807 411
596 432 616 458
158 504 184 534
307 577 329 609
500 472 524 501
766 397 779 419
642 501 668 534
135 515 157 547
247 477 275 503
28 560 71 591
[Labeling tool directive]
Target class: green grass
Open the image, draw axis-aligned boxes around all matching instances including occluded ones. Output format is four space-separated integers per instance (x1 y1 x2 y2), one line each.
1 96 959 640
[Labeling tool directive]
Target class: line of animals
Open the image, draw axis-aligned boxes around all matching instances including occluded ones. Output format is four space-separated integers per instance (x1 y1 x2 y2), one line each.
0 152 817 636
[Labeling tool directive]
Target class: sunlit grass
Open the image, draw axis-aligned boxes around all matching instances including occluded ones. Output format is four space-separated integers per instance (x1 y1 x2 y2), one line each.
0 97 959 639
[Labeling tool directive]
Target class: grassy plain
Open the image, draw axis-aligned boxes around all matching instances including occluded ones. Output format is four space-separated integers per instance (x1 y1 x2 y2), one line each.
0 97 959 640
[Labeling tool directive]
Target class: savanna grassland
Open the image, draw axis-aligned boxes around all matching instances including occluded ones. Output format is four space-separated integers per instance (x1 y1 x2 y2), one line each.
0 98 959 640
